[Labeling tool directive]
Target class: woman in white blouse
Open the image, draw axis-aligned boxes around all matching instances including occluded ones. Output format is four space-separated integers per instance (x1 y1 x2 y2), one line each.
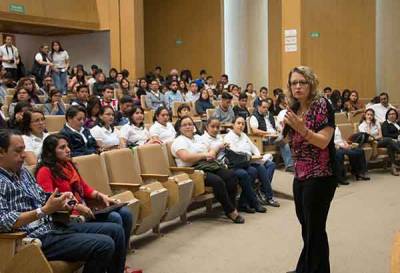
171 116 244 223
149 106 176 143
20 110 49 165
90 106 121 151
359 108 400 175
201 117 266 213
120 105 161 148
224 116 279 207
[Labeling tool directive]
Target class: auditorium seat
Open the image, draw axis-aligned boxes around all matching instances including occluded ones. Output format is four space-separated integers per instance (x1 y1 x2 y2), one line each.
45 115 65 132
0 233 82 273
6 88 16 96
245 117 279 159
72 154 141 235
391 231 400 273
136 144 194 223
164 142 215 213
335 112 349 124
206 108 215 120
349 111 363 125
100 149 169 235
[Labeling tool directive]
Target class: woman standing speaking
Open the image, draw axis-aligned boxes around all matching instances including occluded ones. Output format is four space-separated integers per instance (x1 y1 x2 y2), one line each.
283 66 337 273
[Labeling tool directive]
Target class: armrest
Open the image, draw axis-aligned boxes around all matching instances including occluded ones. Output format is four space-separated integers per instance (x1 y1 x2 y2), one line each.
109 182 142 192
0 232 26 239
140 174 169 182
169 166 195 174
251 155 263 160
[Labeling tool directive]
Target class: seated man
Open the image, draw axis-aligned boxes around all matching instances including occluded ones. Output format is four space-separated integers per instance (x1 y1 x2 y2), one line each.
114 95 134 126
164 80 184 110
0 129 128 273
145 79 165 110
100 85 119 111
253 86 269 108
213 92 235 124
334 126 370 185
367 92 394 123
71 85 90 108
250 99 294 172
233 92 251 132
60 106 98 157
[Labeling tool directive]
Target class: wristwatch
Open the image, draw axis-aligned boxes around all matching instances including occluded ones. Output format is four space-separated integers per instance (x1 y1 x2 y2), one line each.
36 207 46 219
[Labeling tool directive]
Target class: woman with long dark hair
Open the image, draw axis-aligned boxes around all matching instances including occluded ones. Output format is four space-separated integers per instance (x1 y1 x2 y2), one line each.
35 134 133 273
49 41 69 95
84 96 101 129
283 66 336 273
16 77 41 103
68 67 86 93
149 106 176 143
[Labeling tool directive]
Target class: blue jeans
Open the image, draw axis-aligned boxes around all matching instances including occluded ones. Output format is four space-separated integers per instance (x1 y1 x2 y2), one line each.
95 206 133 247
264 138 294 168
40 222 126 273
251 160 276 200
52 70 68 94
234 166 260 208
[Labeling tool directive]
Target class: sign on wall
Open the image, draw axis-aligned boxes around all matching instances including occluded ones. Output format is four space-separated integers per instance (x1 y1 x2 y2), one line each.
9 4 25 14
284 29 297 52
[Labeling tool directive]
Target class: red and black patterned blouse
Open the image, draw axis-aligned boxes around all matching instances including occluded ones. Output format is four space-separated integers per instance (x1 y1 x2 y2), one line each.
289 97 336 181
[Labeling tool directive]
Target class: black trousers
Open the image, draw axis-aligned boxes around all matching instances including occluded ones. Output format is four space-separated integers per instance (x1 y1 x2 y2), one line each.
293 176 337 273
335 147 367 180
205 168 238 214
378 137 400 164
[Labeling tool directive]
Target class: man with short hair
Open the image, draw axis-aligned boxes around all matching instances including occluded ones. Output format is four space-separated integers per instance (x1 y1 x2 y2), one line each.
323 86 333 104
368 92 394 123
194 69 207 87
0 35 20 81
165 80 184 110
101 85 119 111
115 96 134 126
213 92 235 124
220 74 229 89
145 79 166 110
253 86 269 108
185 82 200 103
154 66 164 83
250 99 294 172
71 85 90 108
233 93 251 133
0 129 127 273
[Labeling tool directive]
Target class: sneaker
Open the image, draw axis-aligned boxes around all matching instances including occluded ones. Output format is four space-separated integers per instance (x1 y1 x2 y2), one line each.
238 205 256 214
266 199 280 207
256 190 268 205
254 205 267 213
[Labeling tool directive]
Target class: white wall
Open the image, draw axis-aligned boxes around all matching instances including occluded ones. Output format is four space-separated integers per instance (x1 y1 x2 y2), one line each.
14 31 111 74
224 0 268 89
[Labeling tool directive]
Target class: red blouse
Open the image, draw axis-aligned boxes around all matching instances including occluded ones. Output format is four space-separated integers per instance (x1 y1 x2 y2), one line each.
36 162 94 200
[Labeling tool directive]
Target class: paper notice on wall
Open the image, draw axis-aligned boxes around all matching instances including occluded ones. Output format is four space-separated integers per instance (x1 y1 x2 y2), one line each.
284 29 297 52
285 44 297 52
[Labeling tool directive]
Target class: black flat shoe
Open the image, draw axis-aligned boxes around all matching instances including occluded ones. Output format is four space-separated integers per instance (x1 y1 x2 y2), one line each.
355 174 370 181
338 179 349 185
227 214 245 224
238 205 256 214
254 205 267 213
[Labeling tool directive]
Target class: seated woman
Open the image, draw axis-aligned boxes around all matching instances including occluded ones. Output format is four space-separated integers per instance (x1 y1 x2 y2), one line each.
120 105 161 148
84 96 101 129
43 88 66 115
16 77 41 104
177 103 192 119
359 108 400 175
20 110 49 165
200 117 266 213
195 88 214 118
60 105 98 157
343 90 364 114
334 126 369 184
171 116 244 223
224 116 279 207
9 87 35 117
35 134 133 251
7 101 33 129
149 106 176 143
90 105 121 151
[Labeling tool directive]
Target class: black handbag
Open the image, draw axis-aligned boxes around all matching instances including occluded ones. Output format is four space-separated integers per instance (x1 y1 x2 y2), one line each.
223 148 251 169
349 132 374 145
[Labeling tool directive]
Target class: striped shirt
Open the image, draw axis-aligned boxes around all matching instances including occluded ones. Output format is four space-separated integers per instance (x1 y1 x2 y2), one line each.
0 167 55 238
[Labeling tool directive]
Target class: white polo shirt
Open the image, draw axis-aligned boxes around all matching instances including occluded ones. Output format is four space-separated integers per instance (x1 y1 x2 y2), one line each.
223 130 260 156
367 103 394 123
149 121 176 143
120 123 150 146
199 131 224 160
22 133 49 158
0 44 19 69
90 125 120 147
171 134 208 167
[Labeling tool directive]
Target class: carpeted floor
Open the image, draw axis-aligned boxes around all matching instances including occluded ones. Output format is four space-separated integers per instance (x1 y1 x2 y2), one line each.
126 169 400 273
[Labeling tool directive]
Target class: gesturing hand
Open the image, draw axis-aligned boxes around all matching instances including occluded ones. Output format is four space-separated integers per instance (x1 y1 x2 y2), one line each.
42 189 73 214
283 108 308 136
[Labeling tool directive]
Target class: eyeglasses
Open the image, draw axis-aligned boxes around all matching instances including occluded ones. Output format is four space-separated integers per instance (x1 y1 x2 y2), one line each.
290 80 308 87
181 123 194 128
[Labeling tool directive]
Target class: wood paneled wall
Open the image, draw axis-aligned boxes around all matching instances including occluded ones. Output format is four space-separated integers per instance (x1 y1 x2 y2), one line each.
143 0 223 78
268 0 282 91
301 0 375 98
